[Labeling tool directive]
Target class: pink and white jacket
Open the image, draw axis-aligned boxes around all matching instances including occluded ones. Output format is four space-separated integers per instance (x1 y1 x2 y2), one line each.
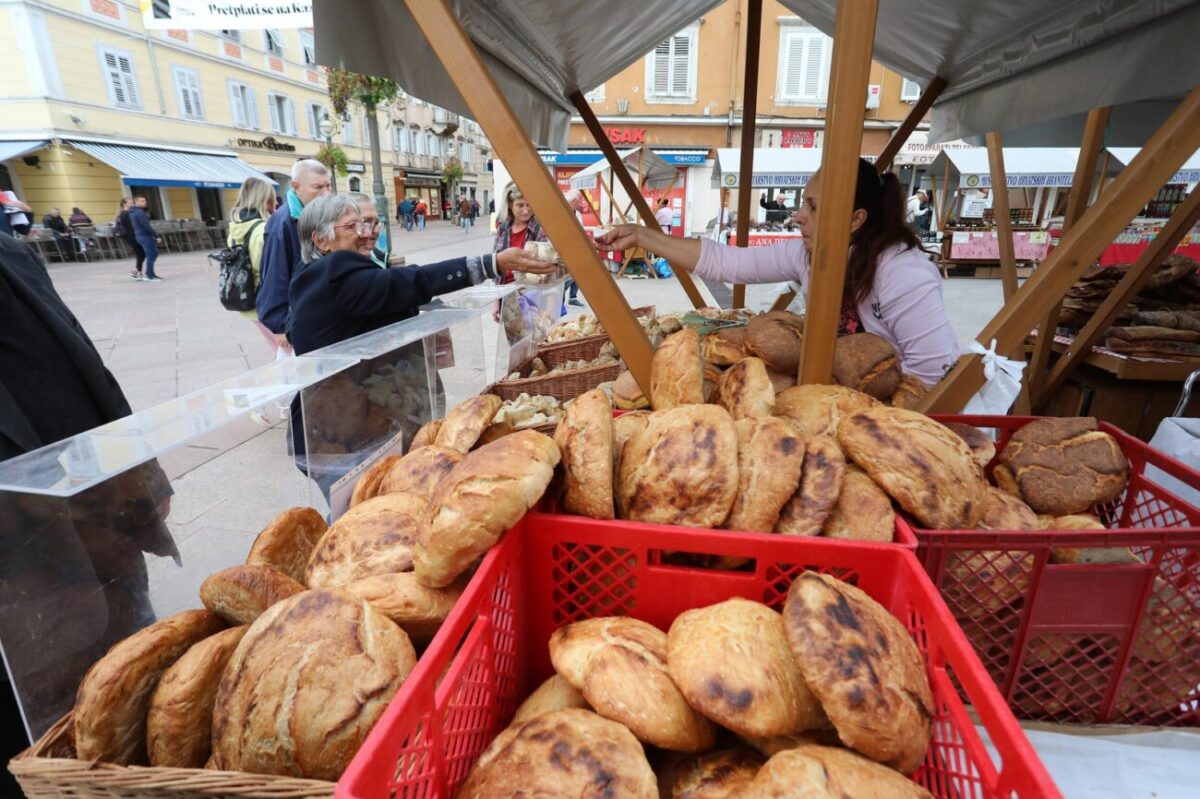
695 238 960 386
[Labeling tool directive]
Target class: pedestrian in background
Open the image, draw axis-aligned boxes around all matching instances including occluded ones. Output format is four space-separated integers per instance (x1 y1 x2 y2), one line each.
398 196 414 231
414 198 427 230
114 198 145 279
459 195 472 233
471 197 479 224
42 208 76 262
128 197 162 281
227 177 278 354
493 182 547 283
654 197 674 234
0 189 32 237
68 207 92 228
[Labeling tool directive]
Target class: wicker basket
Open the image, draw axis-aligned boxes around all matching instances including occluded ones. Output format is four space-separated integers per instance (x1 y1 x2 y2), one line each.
537 305 655 364
489 358 622 404
10 713 335 799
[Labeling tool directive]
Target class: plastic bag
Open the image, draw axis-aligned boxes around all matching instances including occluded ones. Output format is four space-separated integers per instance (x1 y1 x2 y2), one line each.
962 339 1026 415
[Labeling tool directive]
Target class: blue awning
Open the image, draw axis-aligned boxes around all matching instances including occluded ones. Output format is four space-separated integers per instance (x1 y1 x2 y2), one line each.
68 141 277 189
0 140 48 163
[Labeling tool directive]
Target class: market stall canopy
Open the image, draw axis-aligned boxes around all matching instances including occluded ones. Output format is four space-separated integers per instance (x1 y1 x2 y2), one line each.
569 147 679 191
68 140 276 189
929 147 1081 188
712 148 826 189
312 0 723 152
783 0 1200 146
0 140 48 163
1107 148 1200 184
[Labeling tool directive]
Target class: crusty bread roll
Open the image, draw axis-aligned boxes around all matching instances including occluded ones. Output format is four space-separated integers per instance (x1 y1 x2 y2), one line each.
1039 513 1105 530
725 418 805 533
821 465 895 542
766 368 797 394
668 749 764 799
74 609 225 764
550 617 716 752
994 417 1129 515
745 311 805 374
414 430 559 588
776 435 846 537
612 369 650 410
944 422 996 472
774 384 879 438
305 493 428 587
512 674 590 725
433 394 502 454
245 507 328 585
457 709 657 798
652 327 705 409
378 445 462 499
739 728 843 757
833 333 901 400
702 327 749 367
890 373 930 410
838 406 988 529
349 454 401 509
742 745 933 799
200 565 304 625
618 405 738 528
976 486 1038 530
147 625 248 767
475 420 517 448
783 573 933 774
555 388 615 519
1049 546 1141 565
211 589 416 780
612 411 651 515
702 363 723 403
408 418 442 452
340 572 465 646
715 357 775 420
667 598 825 737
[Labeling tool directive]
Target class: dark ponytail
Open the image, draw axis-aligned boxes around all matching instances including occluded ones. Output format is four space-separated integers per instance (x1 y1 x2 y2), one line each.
844 158 921 306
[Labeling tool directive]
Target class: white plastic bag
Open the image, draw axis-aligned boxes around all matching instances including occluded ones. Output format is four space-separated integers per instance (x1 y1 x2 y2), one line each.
962 339 1027 415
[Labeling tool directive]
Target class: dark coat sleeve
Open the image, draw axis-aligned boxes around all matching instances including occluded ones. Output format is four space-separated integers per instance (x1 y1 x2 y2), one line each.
330 257 474 317
256 212 297 334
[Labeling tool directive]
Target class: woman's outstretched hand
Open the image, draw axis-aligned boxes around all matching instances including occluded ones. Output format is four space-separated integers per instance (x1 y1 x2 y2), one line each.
496 247 558 274
593 224 640 252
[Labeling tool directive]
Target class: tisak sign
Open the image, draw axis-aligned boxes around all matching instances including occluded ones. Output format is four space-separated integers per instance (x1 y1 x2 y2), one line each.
605 127 646 144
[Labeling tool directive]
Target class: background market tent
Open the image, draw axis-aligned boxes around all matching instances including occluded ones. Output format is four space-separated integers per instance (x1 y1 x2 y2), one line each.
710 148 825 189
929 148 1081 189
1107 148 1200 186
568 147 679 192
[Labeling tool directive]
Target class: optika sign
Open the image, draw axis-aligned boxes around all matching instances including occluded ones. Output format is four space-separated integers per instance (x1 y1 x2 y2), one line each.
605 127 646 144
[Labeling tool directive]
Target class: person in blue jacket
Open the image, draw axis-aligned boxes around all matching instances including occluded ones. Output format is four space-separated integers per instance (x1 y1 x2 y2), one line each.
128 197 162 281
255 159 331 351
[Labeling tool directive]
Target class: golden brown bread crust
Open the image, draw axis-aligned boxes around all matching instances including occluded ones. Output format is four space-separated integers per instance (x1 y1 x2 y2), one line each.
890 374 930 410
783 573 933 774
1049 546 1141 565
617 405 739 528
667 598 825 737
433 394 502 453
457 709 657 798
408 418 442 452
74 609 225 765
994 417 1130 514
742 745 933 799
147 626 248 767
739 729 844 757
820 465 895 542
838 406 988 529
774 384 879 438
555 388 615 519
669 749 765 799
245 507 328 585
305 493 428 587
613 369 651 410
776 436 846 537
833 333 901 400
1039 513 1105 530
511 674 590 725
199 565 305 625
943 422 996 472
702 327 750 367
745 311 805 373
652 327 706 409
766 368 797 394
349 454 401 509
715 357 775 420
725 418 805 533
211 589 416 781
474 420 517 447
550 617 716 751
612 411 651 515
378 445 462 499
414 430 560 588
976 487 1039 530
340 572 465 646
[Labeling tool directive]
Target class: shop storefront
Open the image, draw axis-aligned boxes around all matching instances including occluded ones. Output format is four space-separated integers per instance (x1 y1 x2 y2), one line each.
395 169 444 219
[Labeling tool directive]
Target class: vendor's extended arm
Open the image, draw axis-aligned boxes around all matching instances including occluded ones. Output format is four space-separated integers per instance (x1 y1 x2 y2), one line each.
595 223 806 285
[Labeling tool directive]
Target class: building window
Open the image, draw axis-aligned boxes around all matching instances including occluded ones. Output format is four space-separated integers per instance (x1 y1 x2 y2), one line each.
267 93 296 135
413 129 425 156
220 29 240 42
645 26 697 102
264 29 284 56
299 29 316 66
900 77 922 102
343 116 356 146
393 126 406 153
363 115 372 148
228 81 258 129
348 176 361 192
426 133 436 157
172 66 203 120
584 85 605 102
306 102 324 139
99 47 140 109
777 21 833 104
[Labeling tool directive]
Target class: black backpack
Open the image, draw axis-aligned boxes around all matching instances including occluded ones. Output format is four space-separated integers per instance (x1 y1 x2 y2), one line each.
209 220 263 312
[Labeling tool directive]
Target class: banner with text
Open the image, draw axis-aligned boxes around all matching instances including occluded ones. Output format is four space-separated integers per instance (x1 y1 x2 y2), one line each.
140 0 313 30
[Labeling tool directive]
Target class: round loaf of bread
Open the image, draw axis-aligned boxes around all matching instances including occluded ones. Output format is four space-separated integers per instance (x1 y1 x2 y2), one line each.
667 598 825 737
838 406 988 529
832 333 901 400
739 728 844 757
652 327 705 409
745 311 805 374
433 394 502 454
512 674 590 725
742 745 933 799
1039 513 1105 530
943 422 996 472
617 405 738 528
550 617 716 751
702 327 749 367
378 445 462 499
200 565 305 625
820 465 895 542
774 384 879 438
414 430 560 588
725 418 805 533
340 572 465 646
245 507 328 585
457 709 657 798
976 486 1038 531
715 357 775 420
994 417 1129 515
668 749 764 799
612 369 650 410
890 373 929 410
349 454 401 509
554 388 615 519
74 609 225 765
783 573 933 774
147 625 248 767
408 418 442 452
776 436 846 537
305 493 428 587
211 589 416 781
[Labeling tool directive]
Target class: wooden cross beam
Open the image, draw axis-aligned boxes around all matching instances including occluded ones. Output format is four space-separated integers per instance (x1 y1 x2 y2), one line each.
985 133 1020 302
732 0 764 311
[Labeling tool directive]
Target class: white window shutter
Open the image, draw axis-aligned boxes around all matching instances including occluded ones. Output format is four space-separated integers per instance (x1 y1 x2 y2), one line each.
175 71 192 117
228 84 244 127
189 71 203 118
345 118 355 146
803 33 827 101
285 98 296 135
901 78 921 101
268 95 281 133
671 33 690 96
781 33 803 99
307 104 317 138
651 40 670 95
247 87 260 129
117 55 139 108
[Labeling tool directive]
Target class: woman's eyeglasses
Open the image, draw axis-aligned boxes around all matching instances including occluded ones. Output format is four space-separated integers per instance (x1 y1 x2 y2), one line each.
333 220 381 235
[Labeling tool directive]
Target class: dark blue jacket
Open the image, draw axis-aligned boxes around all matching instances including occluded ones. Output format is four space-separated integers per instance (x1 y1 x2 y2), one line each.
128 207 156 240
286 249 475 355
256 204 300 334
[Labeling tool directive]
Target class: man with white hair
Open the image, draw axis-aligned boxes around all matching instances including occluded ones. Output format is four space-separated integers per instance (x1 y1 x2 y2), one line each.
255 159 331 347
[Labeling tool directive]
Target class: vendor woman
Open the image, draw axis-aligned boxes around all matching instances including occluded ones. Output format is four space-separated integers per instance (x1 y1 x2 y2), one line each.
595 158 959 386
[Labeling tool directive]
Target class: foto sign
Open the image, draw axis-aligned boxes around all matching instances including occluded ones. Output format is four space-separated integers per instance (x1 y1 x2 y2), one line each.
140 0 313 30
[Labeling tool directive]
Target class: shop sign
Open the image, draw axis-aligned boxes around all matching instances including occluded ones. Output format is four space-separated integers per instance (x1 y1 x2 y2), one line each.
605 127 646 144
780 129 820 148
140 0 313 30
721 172 810 188
237 136 296 153
346 162 366 173
966 173 1074 188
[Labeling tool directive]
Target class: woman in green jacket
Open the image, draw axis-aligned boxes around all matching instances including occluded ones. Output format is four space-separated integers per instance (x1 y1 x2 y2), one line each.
227 177 281 356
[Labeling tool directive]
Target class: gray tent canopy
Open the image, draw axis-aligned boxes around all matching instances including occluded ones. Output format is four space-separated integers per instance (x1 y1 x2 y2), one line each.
569 147 679 191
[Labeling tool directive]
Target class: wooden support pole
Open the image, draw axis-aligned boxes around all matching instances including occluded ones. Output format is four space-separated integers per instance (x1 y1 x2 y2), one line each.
986 133 1020 302
573 92 706 308
732 0 764 310
939 159 953 228
1093 150 1112 202
797 0 879 384
919 86 1200 413
875 76 948 172
1037 186 1200 405
400 0 654 393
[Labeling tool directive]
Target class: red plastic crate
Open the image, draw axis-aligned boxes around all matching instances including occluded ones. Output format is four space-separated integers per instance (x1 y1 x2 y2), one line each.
338 512 1058 799
913 415 1200 726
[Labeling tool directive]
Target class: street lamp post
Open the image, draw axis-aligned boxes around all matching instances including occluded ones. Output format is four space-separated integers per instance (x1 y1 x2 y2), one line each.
318 112 338 193
364 101 391 259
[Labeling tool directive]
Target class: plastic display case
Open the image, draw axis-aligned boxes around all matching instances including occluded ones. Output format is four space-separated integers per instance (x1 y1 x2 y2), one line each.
440 281 568 383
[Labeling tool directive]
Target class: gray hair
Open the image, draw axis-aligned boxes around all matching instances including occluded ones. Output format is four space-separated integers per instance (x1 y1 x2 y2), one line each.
346 191 375 212
298 194 359 263
291 158 328 183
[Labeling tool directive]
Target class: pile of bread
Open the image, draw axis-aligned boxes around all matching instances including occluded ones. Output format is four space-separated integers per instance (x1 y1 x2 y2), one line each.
1059 254 1200 333
457 572 934 798
491 392 565 430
